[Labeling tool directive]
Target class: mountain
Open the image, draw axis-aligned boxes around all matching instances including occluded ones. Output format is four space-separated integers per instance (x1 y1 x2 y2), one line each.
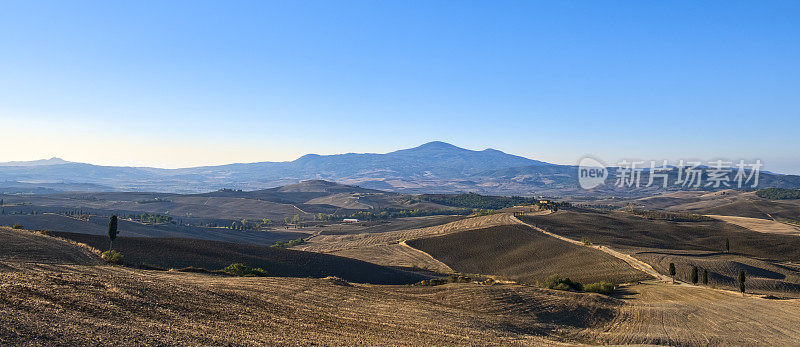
0 157 71 166
2 142 799 196
0 142 549 194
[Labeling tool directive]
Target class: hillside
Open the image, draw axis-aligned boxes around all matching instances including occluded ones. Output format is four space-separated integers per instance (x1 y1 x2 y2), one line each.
520 210 800 296
5 225 800 345
407 224 651 285
52 231 427 285
3 143 800 195
0 142 550 194
0 214 306 245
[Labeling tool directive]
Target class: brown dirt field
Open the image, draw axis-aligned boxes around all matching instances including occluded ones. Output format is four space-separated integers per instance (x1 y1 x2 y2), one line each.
407 224 652 285
634 190 800 221
521 210 800 296
296 213 525 269
708 214 800 236
593 282 800 345
4 227 800 345
521 210 800 261
0 227 99 267
329 242 454 273
0 213 306 245
52 231 426 285
635 251 800 296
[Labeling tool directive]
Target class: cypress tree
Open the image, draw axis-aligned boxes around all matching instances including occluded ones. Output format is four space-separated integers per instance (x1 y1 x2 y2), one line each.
669 263 676 283
738 270 746 293
107 215 118 251
702 269 708 285
725 238 730 252
691 266 698 284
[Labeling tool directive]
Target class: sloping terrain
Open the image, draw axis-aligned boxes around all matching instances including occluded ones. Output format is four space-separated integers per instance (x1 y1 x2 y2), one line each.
521 210 800 260
635 250 800 294
633 190 800 220
407 224 651 285
4 226 800 345
521 210 800 296
708 214 800 236
0 213 304 245
0 227 99 267
298 213 522 270
53 232 425 285
592 282 800 345
0 180 453 225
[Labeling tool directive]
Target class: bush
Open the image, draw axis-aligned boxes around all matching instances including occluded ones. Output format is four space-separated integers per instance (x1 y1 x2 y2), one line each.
101 250 123 264
271 237 306 248
413 275 472 286
756 188 800 200
628 209 712 222
220 263 269 277
543 274 583 291
11 223 23 229
584 282 615 294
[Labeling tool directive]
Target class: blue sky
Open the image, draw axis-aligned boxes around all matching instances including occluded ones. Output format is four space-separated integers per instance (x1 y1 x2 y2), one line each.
1 1 798 173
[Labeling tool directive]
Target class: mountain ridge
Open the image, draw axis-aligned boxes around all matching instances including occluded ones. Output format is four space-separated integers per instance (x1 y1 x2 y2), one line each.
0 142 550 194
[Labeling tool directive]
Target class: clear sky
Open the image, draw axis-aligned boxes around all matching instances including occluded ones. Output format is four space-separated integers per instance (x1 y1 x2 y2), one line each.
1 1 798 173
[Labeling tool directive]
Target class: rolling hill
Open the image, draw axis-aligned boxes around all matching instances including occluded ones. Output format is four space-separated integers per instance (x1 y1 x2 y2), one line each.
406 224 651 285
3 142 800 196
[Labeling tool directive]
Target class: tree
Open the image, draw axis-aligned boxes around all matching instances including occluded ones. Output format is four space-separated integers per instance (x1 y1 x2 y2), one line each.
668 263 676 283
725 238 730 252
702 269 708 285
691 265 698 285
292 214 301 224
738 270 746 293
107 215 118 251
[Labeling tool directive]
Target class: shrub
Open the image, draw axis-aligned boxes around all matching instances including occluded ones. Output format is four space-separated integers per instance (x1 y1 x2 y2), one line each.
628 209 712 222
323 276 353 286
581 237 592 245
756 188 800 200
270 237 306 248
11 223 23 229
413 275 472 286
101 250 123 264
584 282 615 294
543 274 583 291
221 263 269 277
447 274 472 283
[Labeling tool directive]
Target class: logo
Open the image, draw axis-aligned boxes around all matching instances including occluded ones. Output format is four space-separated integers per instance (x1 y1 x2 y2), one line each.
578 157 607 189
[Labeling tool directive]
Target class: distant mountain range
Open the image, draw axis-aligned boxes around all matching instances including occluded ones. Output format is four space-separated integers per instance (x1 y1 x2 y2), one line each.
1 141 798 196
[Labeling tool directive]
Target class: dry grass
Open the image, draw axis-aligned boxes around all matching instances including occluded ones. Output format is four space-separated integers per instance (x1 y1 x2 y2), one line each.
53 231 425 285
521 210 800 261
522 209 800 297
635 251 800 296
297 213 526 270
708 214 800 236
407 224 652 285
4 225 800 345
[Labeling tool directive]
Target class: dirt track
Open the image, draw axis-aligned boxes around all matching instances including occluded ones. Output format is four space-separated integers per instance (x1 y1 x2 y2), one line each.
4 225 800 345
513 215 670 283
298 212 527 269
